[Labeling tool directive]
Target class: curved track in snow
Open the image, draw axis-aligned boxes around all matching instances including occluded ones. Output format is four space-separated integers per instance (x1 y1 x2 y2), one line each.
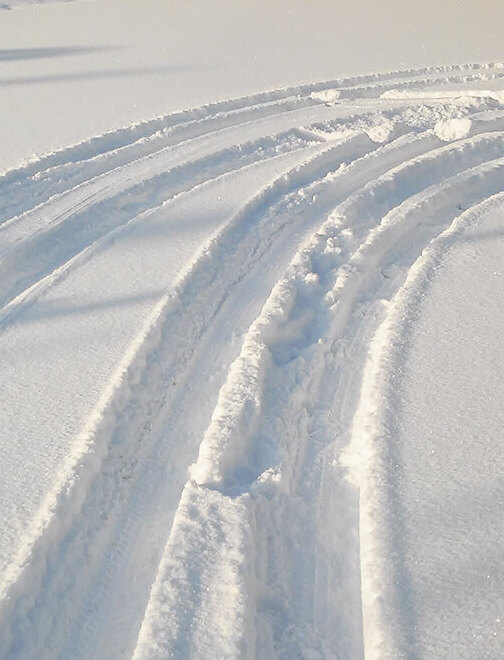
1 63 504 659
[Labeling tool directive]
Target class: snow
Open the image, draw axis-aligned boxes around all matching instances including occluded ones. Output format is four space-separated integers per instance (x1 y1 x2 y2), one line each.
343 193 504 659
2 0 504 169
434 117 473 141
379 195 504 658
2 1 504 659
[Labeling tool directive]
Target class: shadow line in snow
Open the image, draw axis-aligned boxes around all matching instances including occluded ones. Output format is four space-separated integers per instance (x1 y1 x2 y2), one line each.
0 0 81 9
460 226 504 244
0 64 213 86
0 46 112 62
3 289 165 330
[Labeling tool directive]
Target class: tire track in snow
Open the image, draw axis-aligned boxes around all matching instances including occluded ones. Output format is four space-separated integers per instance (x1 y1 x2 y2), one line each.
0 137 319 318
69 128 450 659
136 132 504 659
0 107 343 310
0 63 504 659
2 60 502 223
134 114 504 659
3 122 443 659
0 131 383 659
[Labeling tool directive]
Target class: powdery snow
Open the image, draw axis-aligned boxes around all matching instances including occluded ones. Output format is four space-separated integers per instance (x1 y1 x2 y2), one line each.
376 195 504 658
2 2 504 659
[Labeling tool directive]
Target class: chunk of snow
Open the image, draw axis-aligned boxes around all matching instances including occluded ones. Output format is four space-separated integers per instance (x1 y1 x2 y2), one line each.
434 117 472 141
310 89 341 104
365 120 395 144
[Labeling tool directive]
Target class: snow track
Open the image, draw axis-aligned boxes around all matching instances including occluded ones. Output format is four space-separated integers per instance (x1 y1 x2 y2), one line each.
1 64 504 659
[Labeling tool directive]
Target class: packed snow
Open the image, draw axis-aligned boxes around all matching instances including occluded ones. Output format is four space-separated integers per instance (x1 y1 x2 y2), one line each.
1 1 504 659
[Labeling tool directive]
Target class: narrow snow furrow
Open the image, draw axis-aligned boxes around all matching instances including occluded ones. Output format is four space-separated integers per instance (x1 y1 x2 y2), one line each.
383 88 504 103
0 95 322 225
1 99 348 252
0 136 319 314
337 67 504 100
341 67 504 94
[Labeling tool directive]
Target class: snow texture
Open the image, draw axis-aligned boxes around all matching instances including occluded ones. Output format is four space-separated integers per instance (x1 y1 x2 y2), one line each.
2 2 504 659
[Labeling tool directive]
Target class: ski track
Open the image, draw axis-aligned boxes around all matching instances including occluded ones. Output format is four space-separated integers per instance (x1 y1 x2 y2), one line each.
1 63 504 659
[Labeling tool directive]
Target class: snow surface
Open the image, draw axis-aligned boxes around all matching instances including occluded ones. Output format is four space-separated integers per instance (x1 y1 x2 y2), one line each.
2 2 504 659
2 0 504 169
385 195 504 658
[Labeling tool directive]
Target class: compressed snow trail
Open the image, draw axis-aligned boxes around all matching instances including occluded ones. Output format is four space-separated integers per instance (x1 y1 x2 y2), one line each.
1 64 504 660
